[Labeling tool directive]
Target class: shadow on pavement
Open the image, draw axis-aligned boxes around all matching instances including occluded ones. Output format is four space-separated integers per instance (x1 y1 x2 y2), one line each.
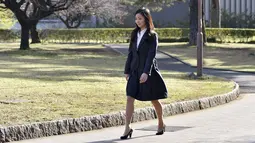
86 134 156 143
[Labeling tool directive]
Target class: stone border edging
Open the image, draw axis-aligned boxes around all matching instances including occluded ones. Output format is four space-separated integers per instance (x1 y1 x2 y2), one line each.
0 82 240 143
158 50 255 75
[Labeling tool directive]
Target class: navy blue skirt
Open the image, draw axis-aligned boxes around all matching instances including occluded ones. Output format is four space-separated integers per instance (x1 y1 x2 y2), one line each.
126 68 168 101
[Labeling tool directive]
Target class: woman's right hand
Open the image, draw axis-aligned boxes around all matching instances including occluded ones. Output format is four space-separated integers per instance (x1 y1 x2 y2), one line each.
125 74 129 81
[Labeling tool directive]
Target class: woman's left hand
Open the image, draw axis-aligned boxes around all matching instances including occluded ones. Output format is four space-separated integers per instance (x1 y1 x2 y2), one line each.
140 73 148 83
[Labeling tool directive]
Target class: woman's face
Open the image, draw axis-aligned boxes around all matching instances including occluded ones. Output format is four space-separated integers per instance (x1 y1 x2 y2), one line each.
135 13 146 29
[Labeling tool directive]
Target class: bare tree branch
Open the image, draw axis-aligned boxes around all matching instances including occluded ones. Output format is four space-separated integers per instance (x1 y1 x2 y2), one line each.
56 0 129 28
24 2 30 13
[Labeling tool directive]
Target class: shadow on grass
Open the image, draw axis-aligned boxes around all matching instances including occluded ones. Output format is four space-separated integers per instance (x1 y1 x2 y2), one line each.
158 43 255 70
0 47 119 57
0 44 124 82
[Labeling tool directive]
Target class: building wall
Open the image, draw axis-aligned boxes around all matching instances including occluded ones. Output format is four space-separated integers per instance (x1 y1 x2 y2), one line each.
123 1 190 28
150 1 190 28
204 0 255 22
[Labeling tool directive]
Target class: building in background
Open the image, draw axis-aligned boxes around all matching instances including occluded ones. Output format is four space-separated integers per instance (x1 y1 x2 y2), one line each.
205 0 255 18
204 0 255 27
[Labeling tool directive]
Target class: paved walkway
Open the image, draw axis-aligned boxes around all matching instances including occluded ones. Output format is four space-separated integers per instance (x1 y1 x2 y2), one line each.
13 44 255 143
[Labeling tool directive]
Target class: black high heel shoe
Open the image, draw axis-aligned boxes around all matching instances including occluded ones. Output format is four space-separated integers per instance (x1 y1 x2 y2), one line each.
156 124 166 135
120 129 133 139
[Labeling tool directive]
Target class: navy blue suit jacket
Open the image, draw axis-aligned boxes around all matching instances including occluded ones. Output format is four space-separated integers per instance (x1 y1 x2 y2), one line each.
124 30 158 76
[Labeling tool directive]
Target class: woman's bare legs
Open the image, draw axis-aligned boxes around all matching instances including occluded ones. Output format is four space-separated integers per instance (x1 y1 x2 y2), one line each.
123 96 135 135
151 100 164 129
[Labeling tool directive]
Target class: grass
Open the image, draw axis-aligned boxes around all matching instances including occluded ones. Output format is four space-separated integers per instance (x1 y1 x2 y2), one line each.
0 43 234 126
159 43 255 72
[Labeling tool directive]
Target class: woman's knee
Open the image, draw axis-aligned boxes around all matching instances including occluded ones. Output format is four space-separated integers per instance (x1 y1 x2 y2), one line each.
127 96 135 103
151 100 159 105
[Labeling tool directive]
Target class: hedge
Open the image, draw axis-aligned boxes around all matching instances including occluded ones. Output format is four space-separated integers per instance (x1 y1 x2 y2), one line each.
0 29 19 42
1 28 255 43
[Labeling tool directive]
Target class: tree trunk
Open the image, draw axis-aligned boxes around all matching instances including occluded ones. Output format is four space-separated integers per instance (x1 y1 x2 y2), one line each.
20 25 30 50
31 21 41 44
15 13 31 50
210 0 221 28
189 0 206 45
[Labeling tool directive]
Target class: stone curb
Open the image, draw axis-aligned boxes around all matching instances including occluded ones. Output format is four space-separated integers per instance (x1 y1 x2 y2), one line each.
0 83 240 143
158 50 255 75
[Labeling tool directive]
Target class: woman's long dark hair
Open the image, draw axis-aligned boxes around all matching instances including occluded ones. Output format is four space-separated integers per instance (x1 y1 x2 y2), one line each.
131 7 155 42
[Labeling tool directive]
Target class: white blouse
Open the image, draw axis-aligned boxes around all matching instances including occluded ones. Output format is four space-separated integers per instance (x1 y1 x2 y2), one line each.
137 28 147 49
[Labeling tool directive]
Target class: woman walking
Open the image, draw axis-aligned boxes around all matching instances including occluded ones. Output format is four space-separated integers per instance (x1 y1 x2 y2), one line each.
121 7 168 139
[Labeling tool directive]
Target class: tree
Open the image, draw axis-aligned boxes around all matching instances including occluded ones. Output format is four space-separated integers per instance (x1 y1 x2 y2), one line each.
189 0 206 45
55 0 86 28
121 0 180 11
56 0 129 28
0 0 74 50
90 0 128 27
210 0 221 28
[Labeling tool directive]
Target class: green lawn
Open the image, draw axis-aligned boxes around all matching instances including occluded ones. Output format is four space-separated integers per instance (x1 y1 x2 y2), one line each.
0 43 235 126
159 43 255 72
